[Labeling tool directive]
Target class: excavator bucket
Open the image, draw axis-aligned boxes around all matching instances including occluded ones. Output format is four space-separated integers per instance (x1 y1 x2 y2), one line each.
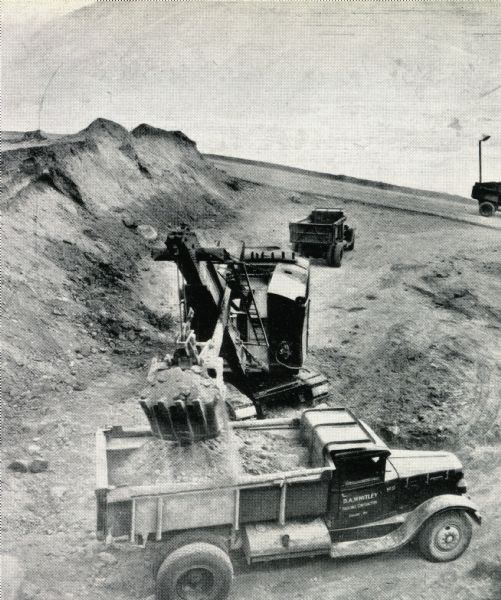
140 364 226 444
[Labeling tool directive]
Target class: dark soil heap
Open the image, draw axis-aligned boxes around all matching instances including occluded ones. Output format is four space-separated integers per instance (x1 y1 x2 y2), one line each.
110 431 242 487
2 118 239 406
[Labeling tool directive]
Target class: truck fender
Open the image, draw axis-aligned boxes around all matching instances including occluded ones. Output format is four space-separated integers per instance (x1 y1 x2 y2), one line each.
406 494 482 536
329 495 480 560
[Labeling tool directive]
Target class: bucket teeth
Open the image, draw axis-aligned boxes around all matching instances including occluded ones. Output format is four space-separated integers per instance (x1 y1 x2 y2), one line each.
141 394 222 444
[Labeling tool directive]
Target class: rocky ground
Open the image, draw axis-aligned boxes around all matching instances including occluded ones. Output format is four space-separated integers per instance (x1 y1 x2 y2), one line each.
2 121 501 600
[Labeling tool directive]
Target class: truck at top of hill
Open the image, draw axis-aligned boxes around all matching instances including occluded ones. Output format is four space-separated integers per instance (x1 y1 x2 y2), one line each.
289 208 355 267
96 406 481 600
472 181 501 217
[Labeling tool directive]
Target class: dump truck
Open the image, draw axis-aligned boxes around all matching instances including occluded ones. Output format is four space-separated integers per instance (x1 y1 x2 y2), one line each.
472 181 501 217
96 406 480 600
289 208 355 267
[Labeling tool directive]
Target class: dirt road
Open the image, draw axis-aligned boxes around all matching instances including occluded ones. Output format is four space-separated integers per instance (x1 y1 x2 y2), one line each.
208 155 501 231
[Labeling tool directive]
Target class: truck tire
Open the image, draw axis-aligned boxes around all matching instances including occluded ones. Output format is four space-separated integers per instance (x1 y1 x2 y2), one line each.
153 532 230 572
327 244 343 268
345 230 355 251
157 542 233 600
417 510 472 563
479 201 496 217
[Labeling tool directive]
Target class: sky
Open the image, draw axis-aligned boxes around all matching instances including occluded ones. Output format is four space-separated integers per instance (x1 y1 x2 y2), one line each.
2 0 92 27
2 0 500 195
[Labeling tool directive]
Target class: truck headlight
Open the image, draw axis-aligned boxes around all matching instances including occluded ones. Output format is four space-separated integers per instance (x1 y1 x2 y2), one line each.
456 477 467 493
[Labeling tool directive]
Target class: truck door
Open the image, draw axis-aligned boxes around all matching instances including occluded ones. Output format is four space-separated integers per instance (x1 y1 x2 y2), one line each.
328 449 397 529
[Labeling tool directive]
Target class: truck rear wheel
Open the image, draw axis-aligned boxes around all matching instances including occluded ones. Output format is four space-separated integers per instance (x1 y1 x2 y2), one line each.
479 201 496 217
156 542 233 600
327 244 343 267
417 510 472 562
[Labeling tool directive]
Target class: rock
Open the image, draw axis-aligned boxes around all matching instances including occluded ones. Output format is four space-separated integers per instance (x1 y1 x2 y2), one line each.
49 486 67 501
27 444 41 455
380 424 400 442
8 460 30 473
470 557 501 579
2 554 24 600
137 224 158 241
72 381 88 392
122 215 137 228
29 459 49 473
75 344 91 358
97 551 118 565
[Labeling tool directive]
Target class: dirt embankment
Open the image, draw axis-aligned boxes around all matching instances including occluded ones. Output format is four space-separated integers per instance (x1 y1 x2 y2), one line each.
1 118 248 599
311 253 501 450
2 118 239 407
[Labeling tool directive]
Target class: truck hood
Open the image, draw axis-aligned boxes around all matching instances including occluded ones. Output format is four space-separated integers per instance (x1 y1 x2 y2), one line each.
388 449 462 478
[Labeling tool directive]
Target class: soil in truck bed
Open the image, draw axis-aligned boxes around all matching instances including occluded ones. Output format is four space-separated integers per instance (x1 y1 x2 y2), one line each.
235 428 310 475
110 426 311 486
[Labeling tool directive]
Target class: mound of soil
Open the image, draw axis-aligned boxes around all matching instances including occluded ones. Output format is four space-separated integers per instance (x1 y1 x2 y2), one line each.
2 118 239 403
235 429 310 475
110 423 311 486
111 432 242 487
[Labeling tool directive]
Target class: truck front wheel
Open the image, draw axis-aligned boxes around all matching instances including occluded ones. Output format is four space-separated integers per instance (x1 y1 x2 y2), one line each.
479 201 496 217
417 510 472 562
156 542 233 600
344 228 355 251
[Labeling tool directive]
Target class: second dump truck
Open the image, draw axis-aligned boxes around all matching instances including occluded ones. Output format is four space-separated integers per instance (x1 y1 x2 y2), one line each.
289 208 355 267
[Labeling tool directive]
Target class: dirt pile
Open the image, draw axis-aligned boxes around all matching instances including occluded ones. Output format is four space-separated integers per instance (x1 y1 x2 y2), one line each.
312 252 501 449
111 432 242 487
111 425 310 487
1 119 247 599
2 118 239 406
235 429 310 474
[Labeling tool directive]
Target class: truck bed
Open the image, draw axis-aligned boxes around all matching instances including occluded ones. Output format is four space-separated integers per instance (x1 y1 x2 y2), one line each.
96 409 383 543
289 209 347 247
